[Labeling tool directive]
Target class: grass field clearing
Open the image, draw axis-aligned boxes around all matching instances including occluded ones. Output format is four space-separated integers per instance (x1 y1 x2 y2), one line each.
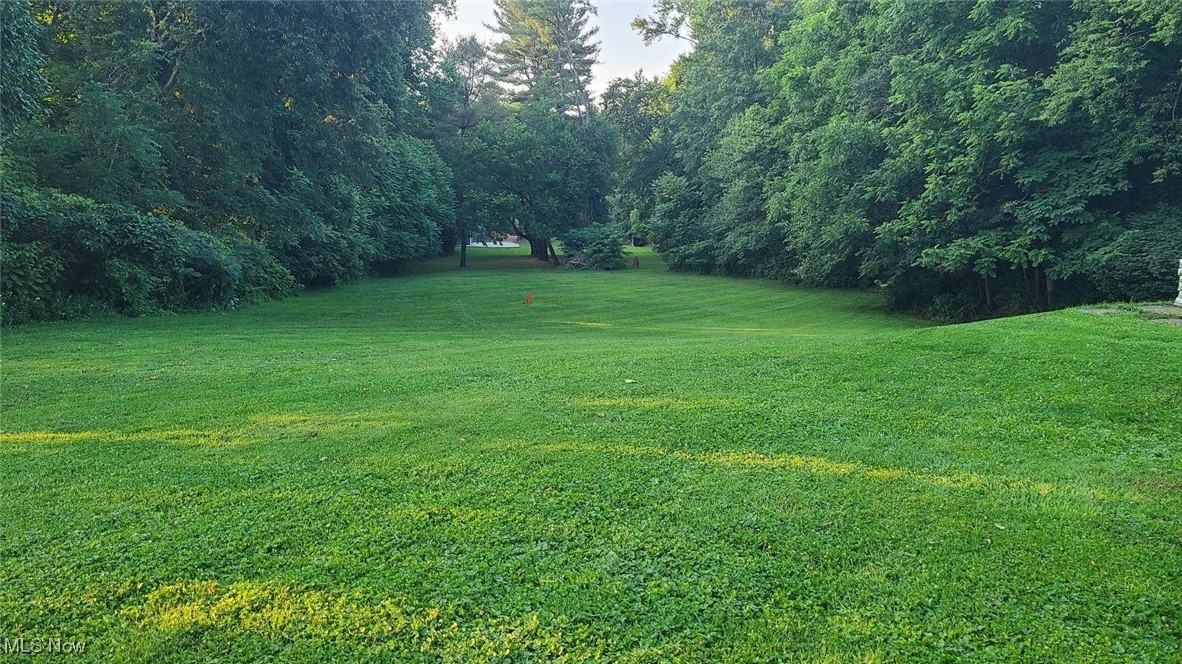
2 247 1179 661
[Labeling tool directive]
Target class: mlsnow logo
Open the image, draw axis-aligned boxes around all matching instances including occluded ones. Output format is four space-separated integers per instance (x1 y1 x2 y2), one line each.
2 635 87 654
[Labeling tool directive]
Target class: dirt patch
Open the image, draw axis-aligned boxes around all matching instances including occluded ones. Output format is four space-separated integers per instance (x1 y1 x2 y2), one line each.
1150 318 1182 327
1140 305 1182 315
1079 308 1122 315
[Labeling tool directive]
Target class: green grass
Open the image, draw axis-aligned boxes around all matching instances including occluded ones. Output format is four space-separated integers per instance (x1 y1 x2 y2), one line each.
2 246 1179 661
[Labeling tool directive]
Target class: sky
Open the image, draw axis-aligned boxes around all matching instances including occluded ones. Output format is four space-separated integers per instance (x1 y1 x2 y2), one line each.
436 1 691 96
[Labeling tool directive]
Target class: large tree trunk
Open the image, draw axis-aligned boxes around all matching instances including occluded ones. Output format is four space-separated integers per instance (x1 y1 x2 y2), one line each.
530 237 549 261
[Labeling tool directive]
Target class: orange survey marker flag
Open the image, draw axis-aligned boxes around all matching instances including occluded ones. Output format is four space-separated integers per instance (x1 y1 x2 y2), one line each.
526 291 532 304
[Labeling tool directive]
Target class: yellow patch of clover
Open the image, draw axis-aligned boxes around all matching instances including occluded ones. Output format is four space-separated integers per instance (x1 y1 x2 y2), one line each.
527 442 1139 500
0 429 242 446
127 580 587 658
575 397 739 410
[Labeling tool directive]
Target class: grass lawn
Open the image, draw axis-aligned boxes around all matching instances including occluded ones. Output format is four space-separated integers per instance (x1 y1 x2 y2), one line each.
2 246 1179 661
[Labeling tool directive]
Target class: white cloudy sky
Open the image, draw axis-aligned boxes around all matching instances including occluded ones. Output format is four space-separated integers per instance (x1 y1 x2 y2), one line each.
435 1 691 96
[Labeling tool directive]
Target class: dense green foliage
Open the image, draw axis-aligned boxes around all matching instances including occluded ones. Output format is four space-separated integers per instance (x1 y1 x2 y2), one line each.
438 0 613 265
3 248 1179 659
444 104 613 264
614 0 1182 319
0 1 47 135
1 0 623 321
8 0 1176 323
1 1 459 324
0 175 295 323
559 221 628 269
601 73 671 242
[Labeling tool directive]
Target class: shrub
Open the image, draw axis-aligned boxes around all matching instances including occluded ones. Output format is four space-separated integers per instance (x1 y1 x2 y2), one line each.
664 240 719 275
224 237 299 302
560 223 628 270
1 183 298 324
0 242 63 324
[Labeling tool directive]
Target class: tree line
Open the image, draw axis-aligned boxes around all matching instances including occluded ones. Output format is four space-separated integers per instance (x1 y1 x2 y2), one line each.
1 0 610 324
3 0 1180 325
608 0 1182 319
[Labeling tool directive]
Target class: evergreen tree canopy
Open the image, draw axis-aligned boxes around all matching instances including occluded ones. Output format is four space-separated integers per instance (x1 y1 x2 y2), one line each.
489 0 600 119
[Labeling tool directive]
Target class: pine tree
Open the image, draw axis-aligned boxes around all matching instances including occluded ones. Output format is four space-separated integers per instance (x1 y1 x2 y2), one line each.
488 0 600 120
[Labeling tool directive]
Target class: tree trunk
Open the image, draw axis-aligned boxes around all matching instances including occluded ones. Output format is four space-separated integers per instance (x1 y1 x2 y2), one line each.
548 241 561 265
530 237 549 261
456 189 467 267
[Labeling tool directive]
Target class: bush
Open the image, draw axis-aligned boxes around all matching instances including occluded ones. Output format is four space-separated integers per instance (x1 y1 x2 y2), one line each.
664 240 719 275
224 237 299 302
0 241 63 324
560 223 628 270
1 183 297 324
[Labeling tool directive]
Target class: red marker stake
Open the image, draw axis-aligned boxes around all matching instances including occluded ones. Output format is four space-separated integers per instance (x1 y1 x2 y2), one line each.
526 291 532 304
